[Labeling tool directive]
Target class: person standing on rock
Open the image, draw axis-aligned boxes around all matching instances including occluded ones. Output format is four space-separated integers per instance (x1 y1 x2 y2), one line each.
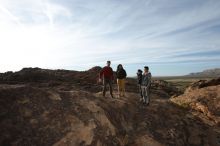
137 69 143 100
141 66 152 105
99 61 114 98
116 64 127 98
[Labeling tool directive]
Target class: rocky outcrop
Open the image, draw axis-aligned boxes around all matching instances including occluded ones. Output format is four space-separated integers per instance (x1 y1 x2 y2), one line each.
0 67 181 96
185 77 220 93
171 85 220 123
151 80 182 97
126 78 182 97
0 67 101 84
0 67 76 83
0 85 136 146
0 68 219 146
171 78 220 134
1 83 219 146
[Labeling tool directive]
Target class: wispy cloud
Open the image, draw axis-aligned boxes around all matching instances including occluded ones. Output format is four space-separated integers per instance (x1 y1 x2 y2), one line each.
0 0 220 75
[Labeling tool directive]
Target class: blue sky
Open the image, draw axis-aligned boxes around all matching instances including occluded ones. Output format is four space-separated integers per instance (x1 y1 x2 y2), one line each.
0 0 220 76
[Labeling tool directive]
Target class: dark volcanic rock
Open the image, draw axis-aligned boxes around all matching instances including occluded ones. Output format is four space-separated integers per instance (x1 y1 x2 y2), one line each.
185 77 220 93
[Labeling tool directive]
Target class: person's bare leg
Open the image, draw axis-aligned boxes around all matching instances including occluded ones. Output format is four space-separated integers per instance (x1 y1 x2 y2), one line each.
122 88 125 97
122 80 125 97
118 80 122 97
120 83 123 97
117 85 121 98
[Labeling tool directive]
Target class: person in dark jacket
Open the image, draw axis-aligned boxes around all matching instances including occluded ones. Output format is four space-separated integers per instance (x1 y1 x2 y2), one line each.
141 66 152 105
116 64 127 97
99 61 114 98
137 69 143 100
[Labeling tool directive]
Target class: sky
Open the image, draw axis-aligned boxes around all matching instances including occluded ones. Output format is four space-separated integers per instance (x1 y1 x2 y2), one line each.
0 0 220 76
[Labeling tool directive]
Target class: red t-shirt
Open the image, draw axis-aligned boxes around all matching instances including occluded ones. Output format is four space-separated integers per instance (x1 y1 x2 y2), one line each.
99 66 113 80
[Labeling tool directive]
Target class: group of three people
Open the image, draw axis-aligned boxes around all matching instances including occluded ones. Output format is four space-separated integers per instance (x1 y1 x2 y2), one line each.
99 61 151 105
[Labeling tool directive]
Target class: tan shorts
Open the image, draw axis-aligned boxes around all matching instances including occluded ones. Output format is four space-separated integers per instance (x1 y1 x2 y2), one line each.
117 79 125 89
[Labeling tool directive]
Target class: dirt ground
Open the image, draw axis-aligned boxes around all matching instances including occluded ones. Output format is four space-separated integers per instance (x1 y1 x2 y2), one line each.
0 68 219 146
0 82 219 146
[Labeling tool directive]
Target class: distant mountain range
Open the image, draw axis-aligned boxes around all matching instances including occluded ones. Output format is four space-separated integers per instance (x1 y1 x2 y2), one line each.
186 68 220 77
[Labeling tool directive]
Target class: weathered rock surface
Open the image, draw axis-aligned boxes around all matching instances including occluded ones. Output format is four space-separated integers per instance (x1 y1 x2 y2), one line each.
0 68 219 146
185 77 220 93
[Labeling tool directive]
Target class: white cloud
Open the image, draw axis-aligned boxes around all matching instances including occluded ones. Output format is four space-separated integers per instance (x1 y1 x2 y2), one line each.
0 0 220 75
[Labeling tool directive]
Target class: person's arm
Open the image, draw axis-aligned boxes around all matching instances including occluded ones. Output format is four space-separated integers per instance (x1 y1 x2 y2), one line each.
110 68 114 80
139 74 143 84
147 73 152 88
124 70 127 78
116 70 118 78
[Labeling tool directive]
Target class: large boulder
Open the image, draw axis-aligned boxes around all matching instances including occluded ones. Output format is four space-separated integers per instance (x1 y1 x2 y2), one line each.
185 77 220 93
171 78 220 125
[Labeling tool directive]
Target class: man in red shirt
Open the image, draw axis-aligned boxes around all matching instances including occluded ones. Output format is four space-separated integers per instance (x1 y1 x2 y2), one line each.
99 61 114 98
